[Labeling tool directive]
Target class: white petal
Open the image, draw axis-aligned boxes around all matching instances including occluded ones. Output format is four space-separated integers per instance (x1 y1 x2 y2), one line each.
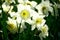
31 1 37 7
31 25 36 30
26 19 33 24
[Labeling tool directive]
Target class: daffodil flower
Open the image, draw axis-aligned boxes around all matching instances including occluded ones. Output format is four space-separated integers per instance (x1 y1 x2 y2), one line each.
31 12 46 30
16 4 33 24
2 3 11 12
36 0 53 16
39 24 48 39
6 17 18 33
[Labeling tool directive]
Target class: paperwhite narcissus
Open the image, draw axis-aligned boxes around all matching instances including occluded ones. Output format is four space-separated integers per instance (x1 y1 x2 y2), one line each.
16 4 33 24
6 17 18 33
39 24 48 39
36 0 53 16
31 12 46 30
2 3 11 12
2 3 13 13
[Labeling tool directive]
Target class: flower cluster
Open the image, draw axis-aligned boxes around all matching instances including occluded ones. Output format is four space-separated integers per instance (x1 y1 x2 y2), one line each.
0 0 54 40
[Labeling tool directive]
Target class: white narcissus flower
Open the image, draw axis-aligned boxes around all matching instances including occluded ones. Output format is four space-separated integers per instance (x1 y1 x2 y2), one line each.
2 3 11 12
31 12 46 30
36 0 53 16
16 4 33 24
39 24 48 39
6 17 18 33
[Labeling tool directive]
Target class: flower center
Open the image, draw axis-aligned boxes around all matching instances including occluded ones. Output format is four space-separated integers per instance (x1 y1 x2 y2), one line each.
42 6 46 11
35 18 42 24
8 23 16 29
26 2 31 6
6 0 11 3
12 16 17 20
20 9 30 20
41 26 47 33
